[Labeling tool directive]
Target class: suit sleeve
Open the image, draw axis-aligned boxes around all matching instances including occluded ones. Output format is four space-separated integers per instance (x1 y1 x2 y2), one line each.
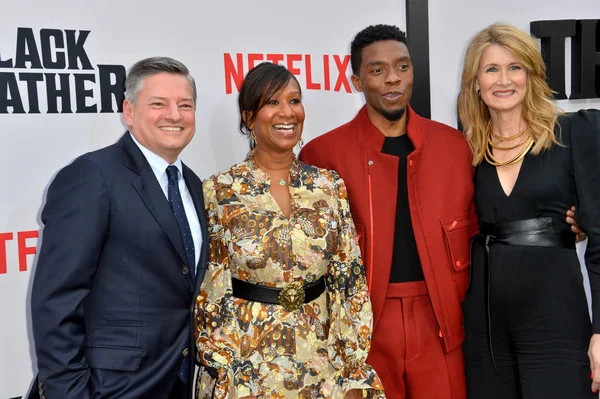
570 109 600 333
31 157 110 399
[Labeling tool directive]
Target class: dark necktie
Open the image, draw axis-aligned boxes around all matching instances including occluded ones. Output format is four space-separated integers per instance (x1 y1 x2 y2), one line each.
166 165 195 280
166 165 194 385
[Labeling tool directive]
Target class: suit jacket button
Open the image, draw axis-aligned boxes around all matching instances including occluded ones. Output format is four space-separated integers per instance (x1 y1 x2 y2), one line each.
182 347 189 356
182 266 189 275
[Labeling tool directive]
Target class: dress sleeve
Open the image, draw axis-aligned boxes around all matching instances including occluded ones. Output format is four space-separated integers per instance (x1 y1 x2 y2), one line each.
569 109 600 333
194 177 263 399
322 172 385 398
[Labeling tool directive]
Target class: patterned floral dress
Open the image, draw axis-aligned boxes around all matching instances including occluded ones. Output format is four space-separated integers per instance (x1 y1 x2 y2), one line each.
194 152 384 399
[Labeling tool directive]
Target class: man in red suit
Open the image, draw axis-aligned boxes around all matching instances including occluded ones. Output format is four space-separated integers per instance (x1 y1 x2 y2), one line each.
299 25 475 399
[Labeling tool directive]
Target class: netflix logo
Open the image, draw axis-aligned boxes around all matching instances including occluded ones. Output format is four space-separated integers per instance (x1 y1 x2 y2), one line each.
223 52 352 94
0 230 38 274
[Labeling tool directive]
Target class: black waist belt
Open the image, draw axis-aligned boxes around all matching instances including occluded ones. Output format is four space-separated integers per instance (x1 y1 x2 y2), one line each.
470 217 575 373
232 276 326 312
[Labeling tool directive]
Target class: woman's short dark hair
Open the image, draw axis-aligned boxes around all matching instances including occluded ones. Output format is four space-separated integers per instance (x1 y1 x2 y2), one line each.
238 62 301 135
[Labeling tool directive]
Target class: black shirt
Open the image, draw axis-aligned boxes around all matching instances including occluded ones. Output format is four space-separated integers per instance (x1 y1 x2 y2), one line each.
381 135 425 282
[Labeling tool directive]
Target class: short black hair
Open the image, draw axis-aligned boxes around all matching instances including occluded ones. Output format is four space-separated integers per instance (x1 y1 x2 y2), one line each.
238 62 301 136
350 24 411 75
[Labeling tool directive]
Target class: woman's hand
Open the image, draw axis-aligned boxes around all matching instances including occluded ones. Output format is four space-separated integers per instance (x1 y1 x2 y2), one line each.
345 389 363 399
566 206 587 242
588 334 600 393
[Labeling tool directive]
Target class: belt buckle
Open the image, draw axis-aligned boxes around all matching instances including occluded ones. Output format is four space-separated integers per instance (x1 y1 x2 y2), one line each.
278 281 305 311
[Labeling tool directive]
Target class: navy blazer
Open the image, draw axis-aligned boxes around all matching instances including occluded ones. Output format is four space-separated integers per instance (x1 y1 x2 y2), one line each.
30 133 208 399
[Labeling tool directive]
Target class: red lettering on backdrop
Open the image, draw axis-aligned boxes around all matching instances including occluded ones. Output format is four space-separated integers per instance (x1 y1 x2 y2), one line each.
224 53 244 95
247 53 264 70
0 232 14 274
286 54 302 76
266 54 284 65
323 55 331 91
333 55 351 93
223 53 352 94
0 230 38 274
18 230 38 272
304 55 321 90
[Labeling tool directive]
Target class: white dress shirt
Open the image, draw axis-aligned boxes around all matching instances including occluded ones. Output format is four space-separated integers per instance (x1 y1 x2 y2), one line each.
130 133 202 274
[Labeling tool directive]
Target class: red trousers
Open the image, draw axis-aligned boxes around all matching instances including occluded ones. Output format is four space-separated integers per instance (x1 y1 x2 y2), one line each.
367 281 466 399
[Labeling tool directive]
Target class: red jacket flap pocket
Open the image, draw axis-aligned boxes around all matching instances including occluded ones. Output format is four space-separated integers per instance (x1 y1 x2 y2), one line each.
440 212 471 271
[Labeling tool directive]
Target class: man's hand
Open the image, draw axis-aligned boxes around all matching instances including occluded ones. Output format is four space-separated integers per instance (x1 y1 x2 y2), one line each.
566 206 587 242
588 334 600 393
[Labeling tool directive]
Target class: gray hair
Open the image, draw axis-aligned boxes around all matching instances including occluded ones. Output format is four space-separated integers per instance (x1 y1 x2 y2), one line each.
124 56 197 104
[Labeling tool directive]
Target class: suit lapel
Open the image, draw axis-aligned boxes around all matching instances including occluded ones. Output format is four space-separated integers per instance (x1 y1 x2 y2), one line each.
121 133 189 267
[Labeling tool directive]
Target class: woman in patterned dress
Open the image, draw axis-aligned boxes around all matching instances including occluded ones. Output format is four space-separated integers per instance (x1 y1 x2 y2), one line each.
194 62 384 399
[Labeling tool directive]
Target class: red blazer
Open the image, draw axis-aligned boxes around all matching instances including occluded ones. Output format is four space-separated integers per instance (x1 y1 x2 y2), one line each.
300 105 477 353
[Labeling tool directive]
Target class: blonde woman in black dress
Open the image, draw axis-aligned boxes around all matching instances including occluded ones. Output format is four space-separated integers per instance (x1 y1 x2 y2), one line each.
458 22 600 399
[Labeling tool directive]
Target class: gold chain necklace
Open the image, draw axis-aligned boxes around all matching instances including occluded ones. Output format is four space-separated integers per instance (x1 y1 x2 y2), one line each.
484 138 533 166
489 134 531 150
487 120 527 141
252 155 290 186
484 122 534 166
264 171 289 186
264 173 288 186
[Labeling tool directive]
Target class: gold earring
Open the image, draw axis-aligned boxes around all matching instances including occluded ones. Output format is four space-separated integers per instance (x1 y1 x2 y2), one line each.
476 88 480 97
250 130 257 150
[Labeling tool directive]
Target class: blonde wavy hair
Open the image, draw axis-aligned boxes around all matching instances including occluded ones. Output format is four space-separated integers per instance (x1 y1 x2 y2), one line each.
457 22 562 166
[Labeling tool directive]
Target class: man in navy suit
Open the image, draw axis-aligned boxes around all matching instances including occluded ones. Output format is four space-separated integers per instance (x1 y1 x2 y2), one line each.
30 56 208 399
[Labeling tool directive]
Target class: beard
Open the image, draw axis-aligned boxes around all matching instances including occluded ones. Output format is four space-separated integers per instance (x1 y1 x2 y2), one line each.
380 106 406 121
